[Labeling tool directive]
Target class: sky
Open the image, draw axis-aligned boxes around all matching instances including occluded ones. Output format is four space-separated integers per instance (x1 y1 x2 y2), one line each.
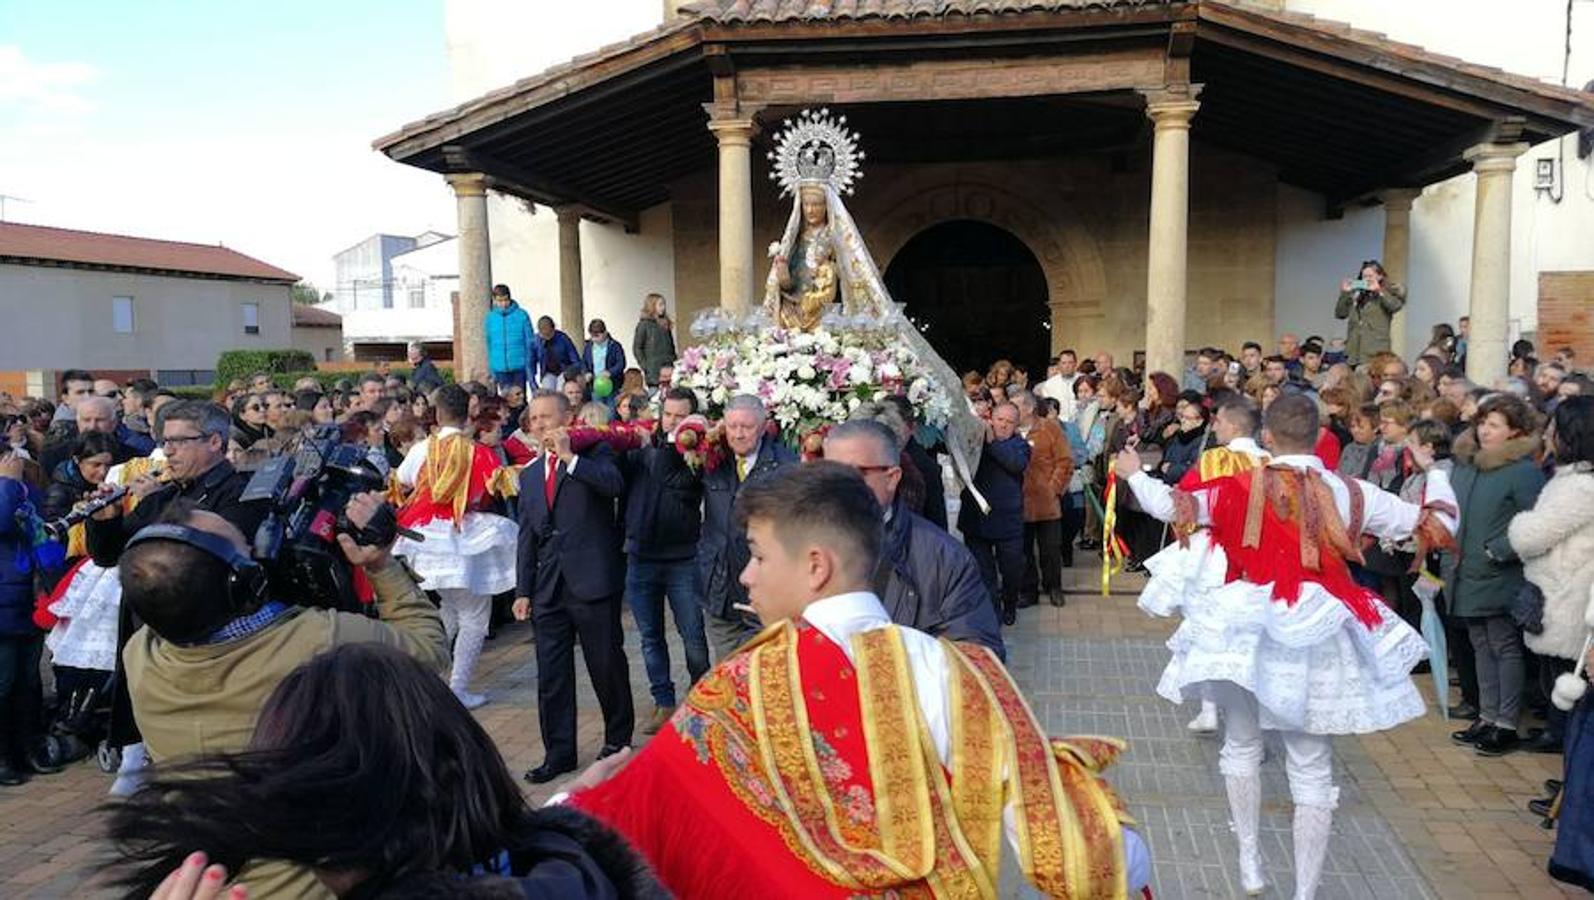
0 0 461 291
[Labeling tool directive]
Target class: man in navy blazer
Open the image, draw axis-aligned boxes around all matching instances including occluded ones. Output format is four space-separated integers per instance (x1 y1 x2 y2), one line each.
513 390 634 784
957 402 1031 627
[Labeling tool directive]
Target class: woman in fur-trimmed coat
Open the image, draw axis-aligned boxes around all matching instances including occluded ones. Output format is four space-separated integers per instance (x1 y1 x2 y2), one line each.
1509 397 1594 753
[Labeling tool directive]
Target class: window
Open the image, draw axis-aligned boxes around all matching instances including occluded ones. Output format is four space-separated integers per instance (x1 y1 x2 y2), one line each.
112 296 134 334
323 348 334 362
408 285 425 309
242 302 260 335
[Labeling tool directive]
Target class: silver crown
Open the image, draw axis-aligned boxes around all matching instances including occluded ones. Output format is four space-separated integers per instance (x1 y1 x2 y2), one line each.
766 107 864 197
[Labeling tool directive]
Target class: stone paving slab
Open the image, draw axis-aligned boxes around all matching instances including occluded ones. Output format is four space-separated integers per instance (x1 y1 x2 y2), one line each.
0 572 1582 897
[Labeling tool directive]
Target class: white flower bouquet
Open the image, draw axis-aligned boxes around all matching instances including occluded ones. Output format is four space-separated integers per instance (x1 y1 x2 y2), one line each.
673 324 954 447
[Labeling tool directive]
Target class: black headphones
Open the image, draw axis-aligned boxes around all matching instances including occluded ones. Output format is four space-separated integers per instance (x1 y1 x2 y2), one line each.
126 523 272 616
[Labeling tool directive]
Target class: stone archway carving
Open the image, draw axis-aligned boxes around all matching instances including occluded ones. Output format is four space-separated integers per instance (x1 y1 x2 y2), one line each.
859 175 1111 347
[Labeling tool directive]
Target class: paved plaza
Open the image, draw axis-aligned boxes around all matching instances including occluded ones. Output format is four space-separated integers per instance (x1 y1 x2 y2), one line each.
0 567 1580 897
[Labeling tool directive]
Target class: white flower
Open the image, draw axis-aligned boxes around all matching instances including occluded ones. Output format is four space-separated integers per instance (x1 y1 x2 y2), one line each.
796 363 816 380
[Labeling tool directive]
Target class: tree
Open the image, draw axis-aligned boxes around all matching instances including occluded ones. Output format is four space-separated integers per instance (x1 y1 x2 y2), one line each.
291 280 326 305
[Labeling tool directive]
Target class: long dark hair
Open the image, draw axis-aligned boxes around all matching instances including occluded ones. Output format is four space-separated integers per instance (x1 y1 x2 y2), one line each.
1553 396 1594 466
103 644 535 897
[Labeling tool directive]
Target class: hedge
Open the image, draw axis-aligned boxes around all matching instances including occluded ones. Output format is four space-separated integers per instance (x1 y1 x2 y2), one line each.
215 350 318 387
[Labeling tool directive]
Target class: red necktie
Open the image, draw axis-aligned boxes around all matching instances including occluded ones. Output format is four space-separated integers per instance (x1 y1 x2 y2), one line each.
544 456 558 507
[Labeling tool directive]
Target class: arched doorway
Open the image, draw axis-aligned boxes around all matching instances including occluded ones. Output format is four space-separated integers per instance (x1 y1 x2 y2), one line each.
883 220 1050 379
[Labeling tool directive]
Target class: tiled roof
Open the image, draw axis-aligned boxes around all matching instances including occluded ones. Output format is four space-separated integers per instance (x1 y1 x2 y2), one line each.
292 305 343 328
0 222 299 283
684 0 1167 22
1207 3 1594 111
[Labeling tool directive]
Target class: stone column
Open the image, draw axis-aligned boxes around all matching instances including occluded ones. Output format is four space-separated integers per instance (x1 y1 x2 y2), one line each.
447 173 492 383
1142 87 1201 378
556 207 584 333
707 115 757 313
1462 142 1528 386
1379 188 1420 359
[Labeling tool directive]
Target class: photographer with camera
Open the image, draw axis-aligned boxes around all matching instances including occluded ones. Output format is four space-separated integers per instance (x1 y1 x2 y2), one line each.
116 493 448 897
1335 259 1407 367
85 401 272 771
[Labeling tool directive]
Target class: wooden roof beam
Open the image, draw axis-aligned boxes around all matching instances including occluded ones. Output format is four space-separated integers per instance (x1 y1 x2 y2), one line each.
1324 118 1528 211
442 146 638 231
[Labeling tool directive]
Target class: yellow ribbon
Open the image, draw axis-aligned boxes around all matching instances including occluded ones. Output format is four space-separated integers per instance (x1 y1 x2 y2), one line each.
1100 471 1127 596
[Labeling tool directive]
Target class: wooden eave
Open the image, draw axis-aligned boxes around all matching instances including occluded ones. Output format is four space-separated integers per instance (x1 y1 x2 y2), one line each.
373 0 1594 221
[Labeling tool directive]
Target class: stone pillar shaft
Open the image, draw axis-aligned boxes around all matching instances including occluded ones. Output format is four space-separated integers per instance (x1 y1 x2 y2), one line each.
708 117 757 313
556 208 584 333
448 173 492 383
1380 189 1420 359
1463 142 1528 386
1143 89 1201 378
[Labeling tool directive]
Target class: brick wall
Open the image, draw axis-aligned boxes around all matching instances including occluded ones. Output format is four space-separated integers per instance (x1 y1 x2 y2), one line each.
1539 271 1594 368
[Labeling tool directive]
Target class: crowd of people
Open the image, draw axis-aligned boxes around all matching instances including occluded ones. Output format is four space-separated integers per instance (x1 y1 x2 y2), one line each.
1 265 1593 896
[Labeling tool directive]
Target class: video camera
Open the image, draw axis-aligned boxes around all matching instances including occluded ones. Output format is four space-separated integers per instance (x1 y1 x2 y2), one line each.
240 424 420 613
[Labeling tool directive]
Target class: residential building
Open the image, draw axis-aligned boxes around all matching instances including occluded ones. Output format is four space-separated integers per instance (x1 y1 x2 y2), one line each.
0 221 297 385
323 232 457 361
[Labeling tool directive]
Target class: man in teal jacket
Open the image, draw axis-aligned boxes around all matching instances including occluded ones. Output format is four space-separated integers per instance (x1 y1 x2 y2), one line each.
484 284 533 391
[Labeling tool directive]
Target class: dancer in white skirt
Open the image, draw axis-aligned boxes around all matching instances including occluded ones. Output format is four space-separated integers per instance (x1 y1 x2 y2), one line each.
1135 395 1270 735
1117 395 1457 899
394 384 516 709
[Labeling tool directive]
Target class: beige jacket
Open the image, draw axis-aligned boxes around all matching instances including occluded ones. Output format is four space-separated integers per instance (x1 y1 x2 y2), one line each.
123 559 449 898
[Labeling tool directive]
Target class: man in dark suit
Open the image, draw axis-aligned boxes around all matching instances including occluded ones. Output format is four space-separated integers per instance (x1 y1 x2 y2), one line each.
957 402 1031 627
513 391 634 784
697 394 797 661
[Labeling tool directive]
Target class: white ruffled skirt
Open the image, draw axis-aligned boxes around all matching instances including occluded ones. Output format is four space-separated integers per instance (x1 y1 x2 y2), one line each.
1143 537 1430 735
46 563 122 672
393 512 518 595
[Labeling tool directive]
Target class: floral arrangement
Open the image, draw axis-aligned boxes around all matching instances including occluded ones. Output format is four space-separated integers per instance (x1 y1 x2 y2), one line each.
673 319 955 447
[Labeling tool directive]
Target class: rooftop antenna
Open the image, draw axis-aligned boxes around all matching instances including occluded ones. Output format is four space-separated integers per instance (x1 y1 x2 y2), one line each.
0 194 32 222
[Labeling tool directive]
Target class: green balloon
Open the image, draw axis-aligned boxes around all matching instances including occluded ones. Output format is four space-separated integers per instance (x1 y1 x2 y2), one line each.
593 373 614 398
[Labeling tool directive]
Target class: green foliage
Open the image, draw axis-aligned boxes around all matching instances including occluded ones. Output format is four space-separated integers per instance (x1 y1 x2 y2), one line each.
215 350 318 387
290 281 325 305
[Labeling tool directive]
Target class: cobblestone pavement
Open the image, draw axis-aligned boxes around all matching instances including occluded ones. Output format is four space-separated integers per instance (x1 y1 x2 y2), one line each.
0 566 1579 897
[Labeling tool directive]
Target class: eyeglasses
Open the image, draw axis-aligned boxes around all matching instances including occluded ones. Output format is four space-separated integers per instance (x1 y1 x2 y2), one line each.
161 433 209 448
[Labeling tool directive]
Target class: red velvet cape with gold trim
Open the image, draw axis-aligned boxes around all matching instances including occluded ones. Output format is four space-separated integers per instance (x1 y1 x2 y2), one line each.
571 619 1134 898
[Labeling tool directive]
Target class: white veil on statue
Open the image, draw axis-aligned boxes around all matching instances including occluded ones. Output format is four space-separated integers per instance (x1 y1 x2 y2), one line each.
763 110 989 511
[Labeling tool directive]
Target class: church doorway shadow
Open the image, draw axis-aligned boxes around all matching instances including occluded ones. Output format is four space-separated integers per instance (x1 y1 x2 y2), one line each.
883 219 1050 380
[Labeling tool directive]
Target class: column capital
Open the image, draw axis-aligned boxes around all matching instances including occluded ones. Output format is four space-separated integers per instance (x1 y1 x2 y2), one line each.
1463 141 1529 174
1141 84 1202 126
445 172 488 198
705 113 759 147
1379 187 1421 213
553 205 583 225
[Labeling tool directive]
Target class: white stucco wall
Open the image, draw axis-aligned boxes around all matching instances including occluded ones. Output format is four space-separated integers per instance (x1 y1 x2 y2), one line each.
0 264 293 370
445 0 679 361
1275 0 1594 350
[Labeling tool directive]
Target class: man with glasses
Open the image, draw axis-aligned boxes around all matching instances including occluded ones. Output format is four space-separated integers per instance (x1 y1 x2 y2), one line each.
822 418 1004 656
86 401 273 778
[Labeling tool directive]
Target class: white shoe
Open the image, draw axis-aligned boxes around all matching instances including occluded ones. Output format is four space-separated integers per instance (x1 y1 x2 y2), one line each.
1187 700 1219 734
108 741 149 798
453 689 488 710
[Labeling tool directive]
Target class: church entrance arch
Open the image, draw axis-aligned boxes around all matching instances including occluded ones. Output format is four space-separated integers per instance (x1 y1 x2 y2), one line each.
864 176 1111 373
883 220 1049 378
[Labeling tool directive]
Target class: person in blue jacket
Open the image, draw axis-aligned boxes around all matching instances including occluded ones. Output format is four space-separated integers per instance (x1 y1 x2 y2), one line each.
531 316 581 391
483 285 533 391
580 319 628 407
1 446 60 786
